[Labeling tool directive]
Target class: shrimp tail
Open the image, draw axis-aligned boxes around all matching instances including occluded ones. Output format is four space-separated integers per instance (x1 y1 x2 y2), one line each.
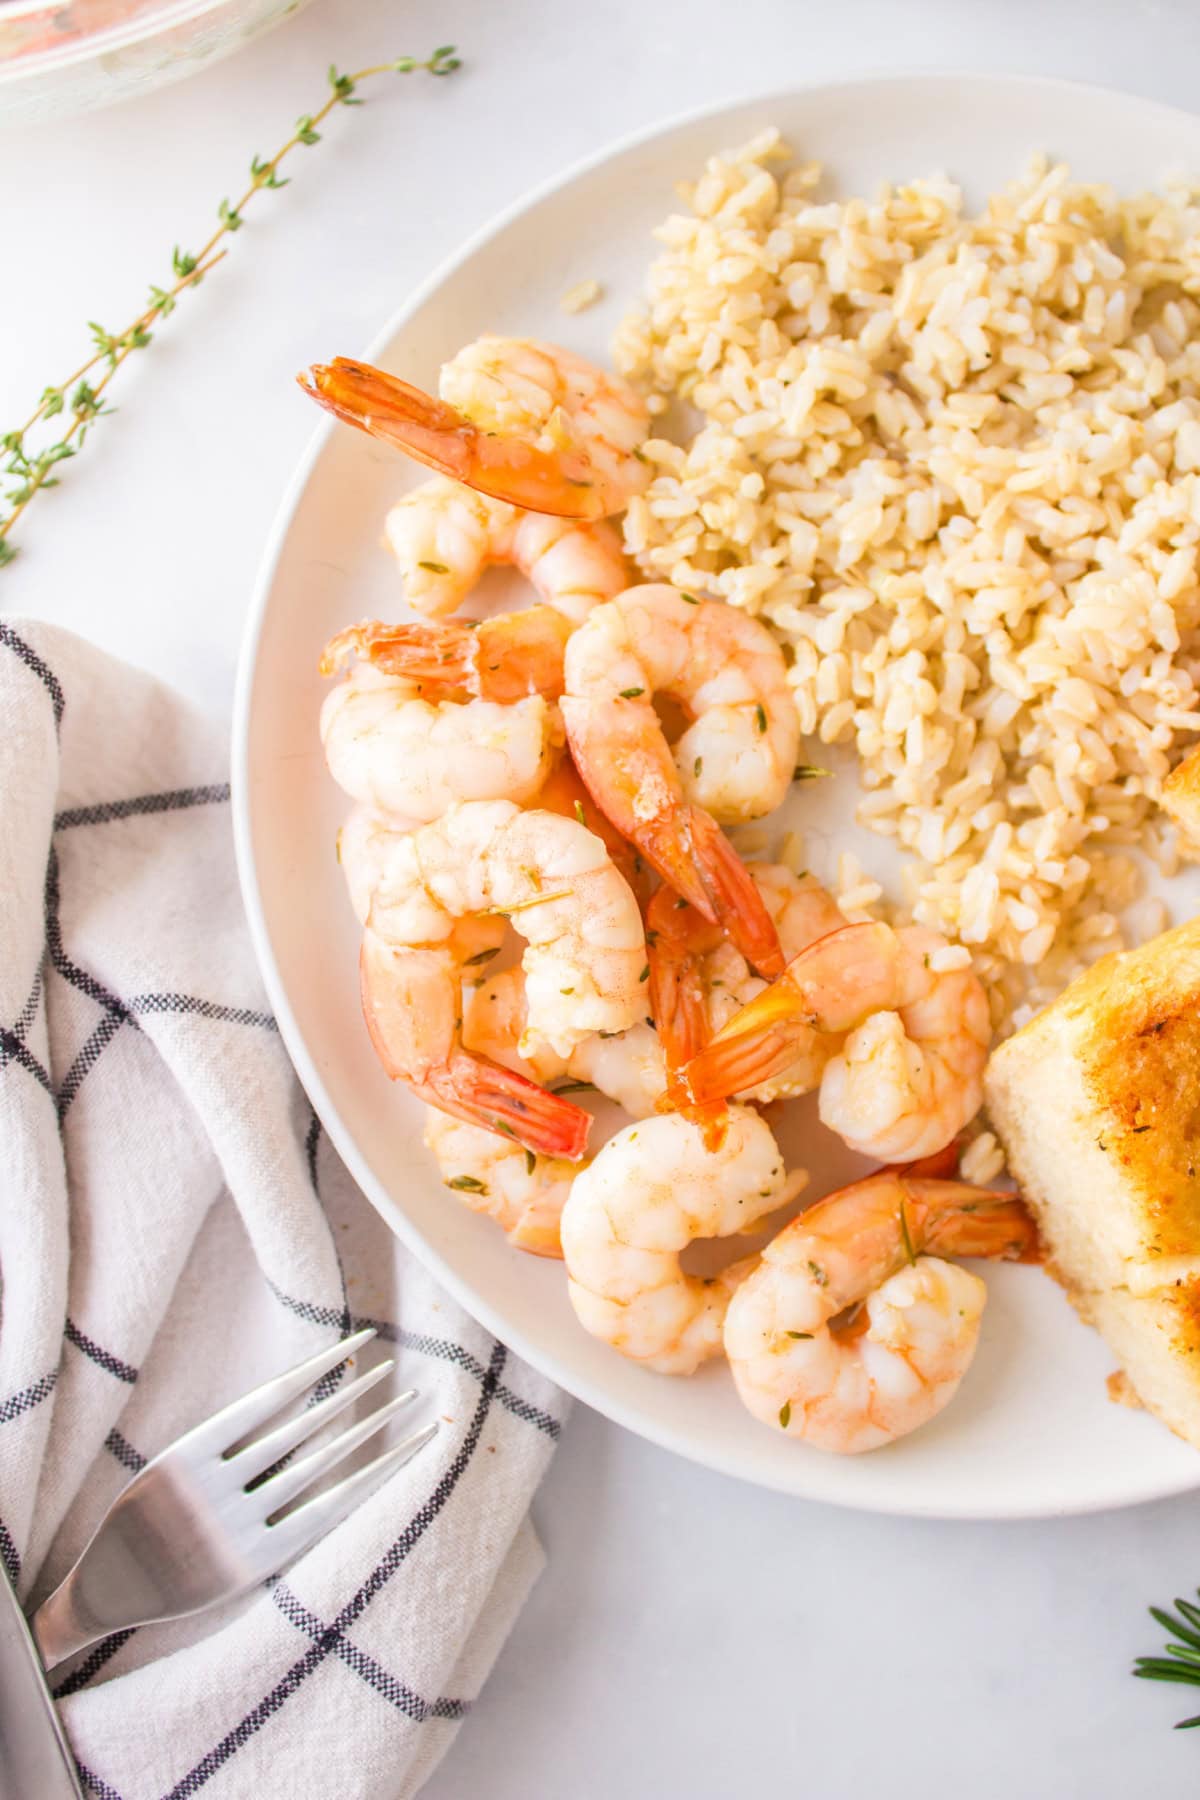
915 1183 1039 1263
647 928 711 1072
424 1053 593 1162
300 358 482 481
635 808 784 979
890 1141 961 1180
685 810 785 979
645 896 732 1145
668 919 897 1108
635 812 726 923
359 935 591 1159
320 609 570 704
319 619 477 686
298 357 607 520
666 969 817 1108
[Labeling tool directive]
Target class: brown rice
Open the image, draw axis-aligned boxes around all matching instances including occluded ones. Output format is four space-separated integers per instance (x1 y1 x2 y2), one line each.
614 130 1200 1028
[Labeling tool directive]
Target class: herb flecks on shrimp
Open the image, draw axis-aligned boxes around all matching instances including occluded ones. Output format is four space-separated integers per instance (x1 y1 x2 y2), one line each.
647 864 846 1092
382 475 631 621
463 965 666 1122
724 1170 1035 1454
671 919 990 1162
560 1107 804 1375
341 800 646 1157
561 584 799 978
423 1107 581 1258
320 618 565 821
299 337 650 519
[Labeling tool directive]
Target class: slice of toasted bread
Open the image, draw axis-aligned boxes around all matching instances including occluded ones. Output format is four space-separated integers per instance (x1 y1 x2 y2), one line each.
984 916 1200 1449
1161 745 1200 848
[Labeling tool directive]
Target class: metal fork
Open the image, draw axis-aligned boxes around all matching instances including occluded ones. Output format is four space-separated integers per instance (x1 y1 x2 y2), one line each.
31 1327 437 1671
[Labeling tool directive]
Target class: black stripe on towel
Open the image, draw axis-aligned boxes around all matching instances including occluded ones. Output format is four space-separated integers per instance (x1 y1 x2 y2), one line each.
127 994 277 1031
54 785 231 831
0 970 51 1094
0 1514 20 1586
104 1427 146 1474
0 1368 57 1426
0 1025 53 1094
64 1319 138 1386
76 1760 126 1800
54 1629 137 1700
269 1581 468 1721
0 622 65 727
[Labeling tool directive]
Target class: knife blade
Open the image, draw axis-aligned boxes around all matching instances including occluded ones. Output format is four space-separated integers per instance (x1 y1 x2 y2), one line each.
0 1564 82 1800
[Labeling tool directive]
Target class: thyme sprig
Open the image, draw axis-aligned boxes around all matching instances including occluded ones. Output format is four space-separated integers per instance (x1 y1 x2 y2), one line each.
1135 1590 1200 1726
0 45 461 569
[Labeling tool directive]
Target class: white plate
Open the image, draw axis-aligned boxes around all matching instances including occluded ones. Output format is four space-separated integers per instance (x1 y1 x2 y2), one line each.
234 74 1200 1519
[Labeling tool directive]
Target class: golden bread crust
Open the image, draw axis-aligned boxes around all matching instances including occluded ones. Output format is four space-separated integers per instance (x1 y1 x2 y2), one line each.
1162 746 1200 842
986 917 1200 1444
1040 916 1200 1259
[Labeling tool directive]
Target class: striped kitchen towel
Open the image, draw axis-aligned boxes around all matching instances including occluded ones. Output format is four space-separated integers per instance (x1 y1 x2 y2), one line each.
0 619 565 1800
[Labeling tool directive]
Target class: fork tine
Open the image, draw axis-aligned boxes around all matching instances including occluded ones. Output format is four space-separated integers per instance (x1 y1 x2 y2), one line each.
231 1359 407 1483
267 1422 440 1558
252 1391 422 1517
176 1328 377 1458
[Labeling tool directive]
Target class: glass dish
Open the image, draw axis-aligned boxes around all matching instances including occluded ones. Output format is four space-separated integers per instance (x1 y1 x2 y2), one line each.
0 0 313 126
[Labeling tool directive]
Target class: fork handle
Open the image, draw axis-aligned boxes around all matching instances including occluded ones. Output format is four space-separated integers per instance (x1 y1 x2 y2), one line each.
29 1582 101 1674
0 1570 83 1798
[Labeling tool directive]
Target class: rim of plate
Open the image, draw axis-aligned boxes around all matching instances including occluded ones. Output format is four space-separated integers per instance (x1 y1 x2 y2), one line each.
233 71 1200 1520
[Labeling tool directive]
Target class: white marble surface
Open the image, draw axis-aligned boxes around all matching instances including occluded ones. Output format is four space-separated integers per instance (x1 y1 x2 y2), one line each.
8 0 1200 1793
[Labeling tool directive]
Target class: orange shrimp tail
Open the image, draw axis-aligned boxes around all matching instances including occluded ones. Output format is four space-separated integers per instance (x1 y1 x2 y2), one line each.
887 1140 961 1181
299 358 482 483
667 973 816 1110
319 623 370 677
644 885 734 1143
913 1183 1039 1263
298 356 606 520
424 1052 593 1162
631 808 783 979
368 623 479 693
475 609 571 703
320 610 570 703
681 810 784 979
645 885 719 1072
319 619 478 690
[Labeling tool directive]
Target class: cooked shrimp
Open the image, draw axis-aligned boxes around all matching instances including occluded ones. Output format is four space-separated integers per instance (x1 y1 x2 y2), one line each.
724 1170 1035 1453
382 476 630 622
532 756 650 902
562 585 800 976
560 1107 804 1376
325 614 657 889
356 799 645 1156
322 607 573 704
334 751 647 920
338 804 405 926
299 338 650 519
423 1107 578 1258
671 920 990 1161
463 965 665 1120
648 864 846 1095
319 611 572 820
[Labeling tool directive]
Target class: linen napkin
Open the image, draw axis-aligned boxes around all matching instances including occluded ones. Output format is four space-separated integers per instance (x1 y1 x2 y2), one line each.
0 618 566 1800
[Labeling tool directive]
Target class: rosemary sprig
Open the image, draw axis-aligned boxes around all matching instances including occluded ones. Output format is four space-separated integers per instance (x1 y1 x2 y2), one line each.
0 44 461 569
1134 1590 1200 1726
